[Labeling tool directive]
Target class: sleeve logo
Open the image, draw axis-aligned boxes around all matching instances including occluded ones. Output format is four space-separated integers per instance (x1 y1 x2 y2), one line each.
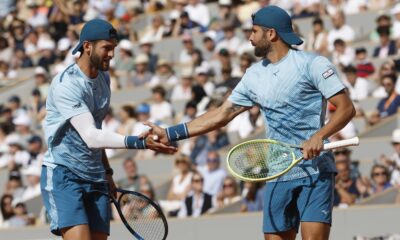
72 102 82 109
322 68 334 79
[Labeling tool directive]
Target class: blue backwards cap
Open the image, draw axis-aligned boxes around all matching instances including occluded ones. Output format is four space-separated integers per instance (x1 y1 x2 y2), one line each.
72 19 118 54
252 6 303 46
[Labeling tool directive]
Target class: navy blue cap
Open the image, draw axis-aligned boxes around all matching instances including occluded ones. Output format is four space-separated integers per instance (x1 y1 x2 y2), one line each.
252 6 303 46
28 135 42 144
72 19 118 54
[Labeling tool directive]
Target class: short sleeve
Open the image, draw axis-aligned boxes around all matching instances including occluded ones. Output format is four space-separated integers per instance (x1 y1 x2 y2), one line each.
309 56 345 99
53 79 90 120
228 73 254 107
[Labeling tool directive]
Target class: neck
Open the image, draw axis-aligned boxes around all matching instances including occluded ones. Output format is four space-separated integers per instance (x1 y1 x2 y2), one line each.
77 56 98 79
266 43 290 64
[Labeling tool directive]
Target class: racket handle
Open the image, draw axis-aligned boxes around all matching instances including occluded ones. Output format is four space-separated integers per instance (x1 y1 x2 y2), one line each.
323 137 360 150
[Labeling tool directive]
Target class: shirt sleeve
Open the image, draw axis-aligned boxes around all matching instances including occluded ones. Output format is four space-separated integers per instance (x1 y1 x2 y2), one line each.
227 73 254 107
309 56 345 99
52 78 90 120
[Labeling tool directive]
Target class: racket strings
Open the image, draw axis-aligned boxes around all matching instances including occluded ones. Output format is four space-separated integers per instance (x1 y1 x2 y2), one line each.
228 141 294 179
119 194 166 240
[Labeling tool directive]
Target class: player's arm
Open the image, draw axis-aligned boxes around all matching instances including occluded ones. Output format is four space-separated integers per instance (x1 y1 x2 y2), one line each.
101 149 117 198
303 90 356 159
146 100 250 144
70 112 176 154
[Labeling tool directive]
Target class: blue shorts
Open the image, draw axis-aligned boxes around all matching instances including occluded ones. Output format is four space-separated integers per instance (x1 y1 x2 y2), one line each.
263 173 335 233
40 165 110 236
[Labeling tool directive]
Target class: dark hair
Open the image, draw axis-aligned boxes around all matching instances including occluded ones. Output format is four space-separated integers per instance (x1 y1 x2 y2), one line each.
121 105 136 118
333 39 345 47
191 85 207 104
312 17 324 26
152 85 166 98
343 65 357 74
377 26 390 36
1 194 14 220
382 74 397 84
355 47 367 55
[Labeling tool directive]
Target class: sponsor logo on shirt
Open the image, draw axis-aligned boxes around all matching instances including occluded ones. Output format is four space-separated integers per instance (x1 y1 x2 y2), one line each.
322 68 334 79
72 102 82 109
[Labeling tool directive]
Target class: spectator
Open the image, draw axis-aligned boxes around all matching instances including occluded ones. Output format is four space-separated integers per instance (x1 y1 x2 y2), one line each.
140 15 168 43
215 65 240 93
369 74 400 125
327 11 355 52
130 53 153 87
391 3 400 39
215 176 241 209
372 61 397 98
202 36 216 62
7 202 35 228
0 61 17 79
184 0 210 28
117 105 136 136
132 103 158 136
333 147 361 180
5 135 30 170
194 67 215 97
0 194 14 227
116 157 142 192
217 0 241 29
0 37 12 63
237 53 255 78
148 60 178 87
241 182 264 212
237 21 254 56
191 49 208 76
12 113 33 146
26 135 43 167
179 100 198 124
114 39 135 87
332 39 355 69
33 67 50 100
292 0 321 19
177 172 214 218
170 72 194 102
14 165 41 203
150 85 173 121
369 164 393 195
334 161 366 207
172 11 204 36
342 65 370 101
4 170 24 201
369 14 392 43
196 150 227 195
216 25 241 56
237 0 260 24
179 34 198 73
167 154 193 202
343 0 367 15
306 17 329 56
354 47 375 78
373 26 397 59
139 40 159 73
380 129 400 186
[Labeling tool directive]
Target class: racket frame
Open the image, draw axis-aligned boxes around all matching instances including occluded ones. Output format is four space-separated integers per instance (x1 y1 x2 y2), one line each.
110 188 168 240
226 137 360 182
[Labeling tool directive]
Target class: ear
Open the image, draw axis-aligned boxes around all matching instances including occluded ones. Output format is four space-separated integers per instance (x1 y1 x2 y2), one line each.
82 41 92 55
269 29 280 42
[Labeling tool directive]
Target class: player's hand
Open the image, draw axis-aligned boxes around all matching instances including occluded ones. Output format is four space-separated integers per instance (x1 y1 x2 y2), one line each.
302 134 324 160
106 174 117 199
145 133 177 154
144 122 170 145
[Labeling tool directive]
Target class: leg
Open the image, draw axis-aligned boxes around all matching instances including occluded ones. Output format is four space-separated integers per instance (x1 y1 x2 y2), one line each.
301 222 330 240
61 224 90 240
91 231 108 240
264 229 297 240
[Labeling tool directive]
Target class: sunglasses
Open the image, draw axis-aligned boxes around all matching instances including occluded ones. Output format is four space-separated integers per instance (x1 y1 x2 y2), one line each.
373 172 386 177
207 158 219 163
192 178 203 183
223 183 234 188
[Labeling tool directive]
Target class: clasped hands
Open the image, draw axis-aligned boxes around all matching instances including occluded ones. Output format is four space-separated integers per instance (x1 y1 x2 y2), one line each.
139 122 176 154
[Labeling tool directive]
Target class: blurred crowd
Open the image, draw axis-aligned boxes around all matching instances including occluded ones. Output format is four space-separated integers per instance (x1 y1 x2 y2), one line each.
1 0 400 229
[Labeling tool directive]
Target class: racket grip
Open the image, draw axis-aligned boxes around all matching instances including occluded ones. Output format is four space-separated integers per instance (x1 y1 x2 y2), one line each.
323 137 360 150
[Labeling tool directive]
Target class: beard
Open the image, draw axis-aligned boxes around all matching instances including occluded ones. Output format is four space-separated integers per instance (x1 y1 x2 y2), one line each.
254 41 271 58
90 52 110 71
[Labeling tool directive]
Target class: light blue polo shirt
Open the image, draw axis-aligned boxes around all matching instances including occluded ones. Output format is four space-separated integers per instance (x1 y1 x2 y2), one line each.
43 64 111 182
228 49 345 181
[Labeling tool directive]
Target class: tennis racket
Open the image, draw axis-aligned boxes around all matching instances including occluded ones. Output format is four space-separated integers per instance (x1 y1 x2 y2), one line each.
111 188 168 240
226 137 360 182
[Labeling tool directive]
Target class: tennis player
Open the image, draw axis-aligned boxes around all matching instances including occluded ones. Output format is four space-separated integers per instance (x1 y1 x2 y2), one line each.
146 6 355 240
40 19 176 240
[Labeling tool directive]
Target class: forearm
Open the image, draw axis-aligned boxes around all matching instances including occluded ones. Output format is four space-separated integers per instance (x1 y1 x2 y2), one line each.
166 101 249 142
316 103 355 140
70 112 146 149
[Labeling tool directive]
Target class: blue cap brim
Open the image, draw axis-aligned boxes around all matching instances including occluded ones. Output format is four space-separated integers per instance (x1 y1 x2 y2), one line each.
72 42 83 55
278 31 303 45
